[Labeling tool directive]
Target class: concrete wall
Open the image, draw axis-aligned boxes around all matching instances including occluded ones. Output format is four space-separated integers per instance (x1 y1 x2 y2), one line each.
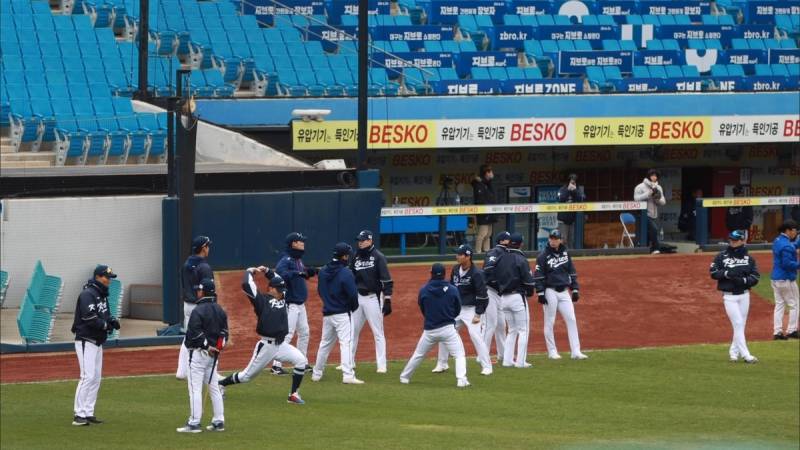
0 196 164 312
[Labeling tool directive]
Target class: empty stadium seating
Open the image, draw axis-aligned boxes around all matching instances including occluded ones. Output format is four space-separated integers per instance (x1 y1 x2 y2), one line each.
0 270 9 307
1 0 799 143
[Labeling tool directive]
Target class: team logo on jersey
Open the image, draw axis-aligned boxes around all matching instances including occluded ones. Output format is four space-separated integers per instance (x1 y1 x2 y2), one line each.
722 256 750 268
546 254 569 269
488 256 497 262
269 298 286 309
354 257 376 271
443 286 449 292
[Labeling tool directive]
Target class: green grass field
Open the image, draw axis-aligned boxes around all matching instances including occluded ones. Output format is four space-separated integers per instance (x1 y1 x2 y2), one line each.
2 342 798 450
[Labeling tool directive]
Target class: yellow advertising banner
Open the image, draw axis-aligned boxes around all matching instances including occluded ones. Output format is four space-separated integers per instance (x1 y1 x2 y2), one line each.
293 120 436 150
574 116 713 145
701 196 800 208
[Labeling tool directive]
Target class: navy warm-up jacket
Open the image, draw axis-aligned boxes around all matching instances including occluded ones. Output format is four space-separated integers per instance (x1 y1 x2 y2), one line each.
318 259 359 316
418 279 461 330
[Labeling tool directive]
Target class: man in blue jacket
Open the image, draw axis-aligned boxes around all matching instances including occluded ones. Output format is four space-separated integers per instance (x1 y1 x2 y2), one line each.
271 232 316 376
312 243 364 384
772 220 799 340
400 263 470 388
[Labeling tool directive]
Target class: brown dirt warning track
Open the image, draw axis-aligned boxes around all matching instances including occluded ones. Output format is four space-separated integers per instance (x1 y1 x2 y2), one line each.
1 253 777 383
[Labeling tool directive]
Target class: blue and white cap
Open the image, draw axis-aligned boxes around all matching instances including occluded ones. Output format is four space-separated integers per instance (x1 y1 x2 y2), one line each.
728 230 746 241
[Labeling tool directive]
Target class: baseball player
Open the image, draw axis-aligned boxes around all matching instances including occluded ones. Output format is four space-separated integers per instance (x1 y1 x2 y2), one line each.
486 232 535 368
71 265 120 426
350 230 393 373
771 220 799 340
313 243 364 384
482 231 510 362
177 236 214 380
534 229 588 360
710 230 760 363
432 244 493 376
219 267 308 404
400 263 470 388
270 232 317 376
177 278 228 433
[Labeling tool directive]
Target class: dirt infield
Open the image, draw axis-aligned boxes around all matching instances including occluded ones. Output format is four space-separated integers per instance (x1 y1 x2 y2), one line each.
1 253 778 383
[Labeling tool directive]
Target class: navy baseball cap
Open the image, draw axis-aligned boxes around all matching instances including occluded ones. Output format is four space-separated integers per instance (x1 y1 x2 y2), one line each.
728 230 746 241
356 230 374 241
333 242 353 258
94 265 117 278
549 229 562 239
285 232 306 244
268 274 286 290
192 235 212 252
495 231 511 243
509 232 524 246
199 278 215 294
430 263 446 280
455 244 474 256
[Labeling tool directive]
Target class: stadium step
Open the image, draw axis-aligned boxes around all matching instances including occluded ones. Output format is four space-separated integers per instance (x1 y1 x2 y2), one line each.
1 151 56 167
0 136 13 153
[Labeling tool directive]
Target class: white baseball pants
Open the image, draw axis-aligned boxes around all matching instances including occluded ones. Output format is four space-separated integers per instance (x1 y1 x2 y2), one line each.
542 288 583 357
237 338 307 383
176 302 195 379
273 303 310 369
186 349 224 427
74 340 103 418
401 324 468 385
772 280 799 335
351 293 387 371
723 292 753 360
314 313 356 380
501 293 530 367
483 288 506 360
436 306 492 371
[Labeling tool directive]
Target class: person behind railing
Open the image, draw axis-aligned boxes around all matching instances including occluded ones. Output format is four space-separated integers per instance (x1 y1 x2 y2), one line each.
556 173 586 249
472 164 497 253
726 185 753 242
679 188 703 241
634 169 666 254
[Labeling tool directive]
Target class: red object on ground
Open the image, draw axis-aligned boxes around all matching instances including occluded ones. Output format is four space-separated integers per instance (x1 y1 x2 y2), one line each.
0 254 776 383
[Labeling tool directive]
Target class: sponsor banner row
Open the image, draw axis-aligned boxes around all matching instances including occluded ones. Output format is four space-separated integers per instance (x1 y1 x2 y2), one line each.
701 196 800 208
292 115 800 150
380 201 648 217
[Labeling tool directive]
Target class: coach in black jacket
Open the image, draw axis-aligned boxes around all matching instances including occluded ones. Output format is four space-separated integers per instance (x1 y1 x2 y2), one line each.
71 265 120 426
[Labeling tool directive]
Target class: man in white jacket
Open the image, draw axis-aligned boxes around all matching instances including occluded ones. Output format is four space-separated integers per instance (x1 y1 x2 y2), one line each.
634 169 667 254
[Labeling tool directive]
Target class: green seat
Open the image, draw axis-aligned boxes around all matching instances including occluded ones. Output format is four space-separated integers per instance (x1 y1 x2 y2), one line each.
26 261 63 313
17 292 54 343
107 279 123 340
0 270 8 307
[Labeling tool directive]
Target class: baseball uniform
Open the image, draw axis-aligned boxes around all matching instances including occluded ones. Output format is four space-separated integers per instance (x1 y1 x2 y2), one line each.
350 231 393 373
533 232 587 360
710 231 760 363
400 264 470 387
71 266 119 426
219 269 307 404
178 284 228 433
313 243 364 384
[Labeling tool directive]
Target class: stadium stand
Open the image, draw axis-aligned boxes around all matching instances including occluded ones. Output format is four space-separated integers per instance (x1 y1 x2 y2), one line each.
16 261 63 344
1 0 798 161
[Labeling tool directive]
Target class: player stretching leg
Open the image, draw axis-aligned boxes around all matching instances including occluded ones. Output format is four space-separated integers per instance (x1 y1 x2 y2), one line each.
400 264 470 388
710 230 761 363
433 245 493 375
482 232 510 363
219 268 308 405
534 229 588 360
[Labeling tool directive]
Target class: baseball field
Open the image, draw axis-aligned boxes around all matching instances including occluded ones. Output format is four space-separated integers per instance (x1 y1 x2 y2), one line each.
1 253 799 449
